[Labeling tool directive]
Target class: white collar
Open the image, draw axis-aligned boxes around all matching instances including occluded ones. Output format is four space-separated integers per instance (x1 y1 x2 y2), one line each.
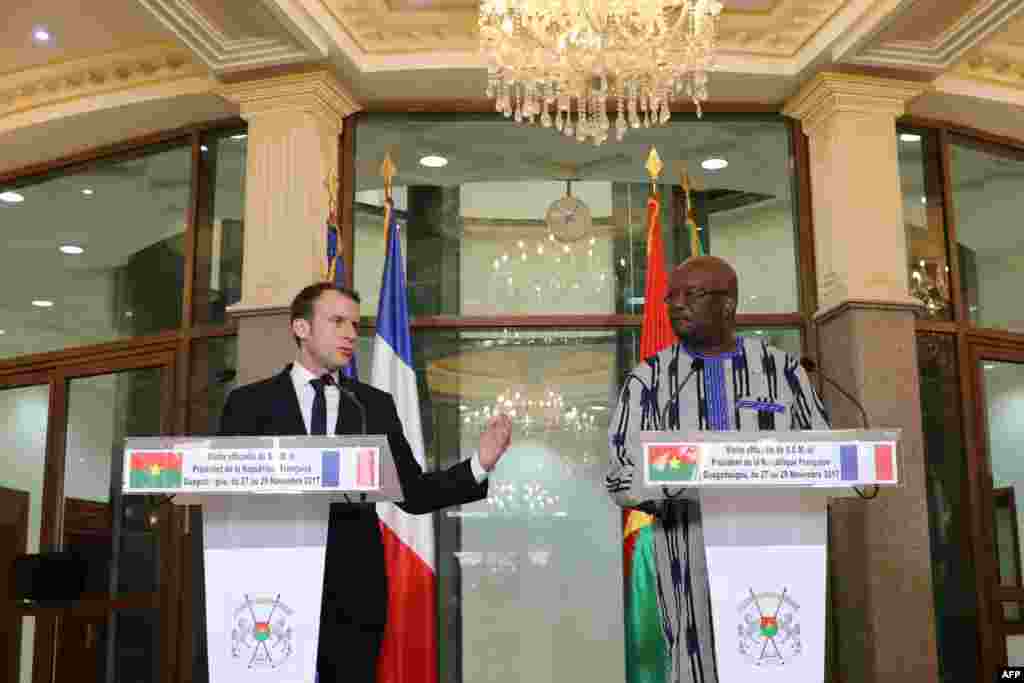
290 361 336 388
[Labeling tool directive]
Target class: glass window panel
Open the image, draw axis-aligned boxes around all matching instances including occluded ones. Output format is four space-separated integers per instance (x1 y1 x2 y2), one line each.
1010 633 1024 667
0 143 191 360
188 335 239 435
0 383 49 683
950 137 1024 331
917 333 979 682
193 130 246 326
353 115 800 317
897 128 952 320
984 360 1024 594
63 367 165 597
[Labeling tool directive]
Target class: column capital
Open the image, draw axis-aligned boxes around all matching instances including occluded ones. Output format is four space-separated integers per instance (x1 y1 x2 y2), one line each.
783 72 926 136
218 67 360 134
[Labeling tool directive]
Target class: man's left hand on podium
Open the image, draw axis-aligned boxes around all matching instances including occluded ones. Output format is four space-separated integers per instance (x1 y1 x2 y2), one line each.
477 414 513 472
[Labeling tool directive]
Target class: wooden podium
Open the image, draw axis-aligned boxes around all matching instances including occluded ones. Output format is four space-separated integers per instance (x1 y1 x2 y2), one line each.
122 435 405 683
631 429 901 683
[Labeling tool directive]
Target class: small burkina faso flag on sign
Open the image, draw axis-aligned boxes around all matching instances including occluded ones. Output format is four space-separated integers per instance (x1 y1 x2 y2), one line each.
647 444 699 482
129 452 183 489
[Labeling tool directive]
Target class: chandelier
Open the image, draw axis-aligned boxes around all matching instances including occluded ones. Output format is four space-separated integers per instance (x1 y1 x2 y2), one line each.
479 0 724 145
909 258 951 319
463 387 601 436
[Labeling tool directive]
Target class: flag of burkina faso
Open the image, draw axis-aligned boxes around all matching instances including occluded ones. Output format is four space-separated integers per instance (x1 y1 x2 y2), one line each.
129 452 183 489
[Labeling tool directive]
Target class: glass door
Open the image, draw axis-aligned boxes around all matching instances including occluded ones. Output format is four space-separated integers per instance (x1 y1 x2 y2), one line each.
0 372 51 683
972 346 1024 673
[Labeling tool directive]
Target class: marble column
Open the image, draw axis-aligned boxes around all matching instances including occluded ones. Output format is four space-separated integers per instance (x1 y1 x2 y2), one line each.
784 73 939 682
218 69 359 385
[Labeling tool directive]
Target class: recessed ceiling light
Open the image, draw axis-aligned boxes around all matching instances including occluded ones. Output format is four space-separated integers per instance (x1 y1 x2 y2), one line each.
419 155 448 168
230 133 247 140
32 300 54 308
701 158 728 171
33 27 51 43
200 145 209 152
900 133 921 142
921 196 927 204
81 188 94 196
0 330 5 335
60 245 84 255
0 191 25 203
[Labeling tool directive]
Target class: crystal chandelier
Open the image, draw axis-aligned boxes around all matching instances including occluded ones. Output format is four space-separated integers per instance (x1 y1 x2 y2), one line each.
479 0 724 145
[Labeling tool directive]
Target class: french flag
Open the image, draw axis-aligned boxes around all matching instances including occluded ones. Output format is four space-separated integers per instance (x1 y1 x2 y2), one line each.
371 198 437 683
840 443 896 483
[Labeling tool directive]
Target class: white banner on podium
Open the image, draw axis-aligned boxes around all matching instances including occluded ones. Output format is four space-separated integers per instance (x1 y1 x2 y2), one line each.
705 545 826 682
205 546 326 683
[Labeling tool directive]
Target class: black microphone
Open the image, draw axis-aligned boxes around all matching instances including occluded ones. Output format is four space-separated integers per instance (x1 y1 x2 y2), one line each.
335 375 368 503
335 374 367 436
800 357 878 500
799 358 869 429
659 358 704 428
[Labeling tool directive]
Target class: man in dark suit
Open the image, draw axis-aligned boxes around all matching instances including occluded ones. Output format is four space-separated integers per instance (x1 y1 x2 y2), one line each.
219 282 512 683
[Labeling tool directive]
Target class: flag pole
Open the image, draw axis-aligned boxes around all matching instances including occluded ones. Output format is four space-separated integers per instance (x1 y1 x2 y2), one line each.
645 146 663 197
381 153 396 244
680 167 702 257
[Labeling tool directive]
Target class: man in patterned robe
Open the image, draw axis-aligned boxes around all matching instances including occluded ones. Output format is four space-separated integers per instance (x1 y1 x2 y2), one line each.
606 255 830 683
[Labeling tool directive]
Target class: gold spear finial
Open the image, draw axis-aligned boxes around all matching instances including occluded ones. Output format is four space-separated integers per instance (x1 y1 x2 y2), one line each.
381 153 396 201
645 147 663 195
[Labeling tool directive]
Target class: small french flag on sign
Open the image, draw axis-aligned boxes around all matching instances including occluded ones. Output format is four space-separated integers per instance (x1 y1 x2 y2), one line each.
840 443 896 483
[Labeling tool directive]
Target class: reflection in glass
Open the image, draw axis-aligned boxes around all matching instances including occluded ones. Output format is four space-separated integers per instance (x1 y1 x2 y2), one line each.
59 368 164 683
984 360 1024 672
950 138 1024 331
916 333 979 681
354 115 800 318
193 130 246 325
896 128 952 320
0 383 49 683
0 143 191 360
421 328 629 683
188 335 239 435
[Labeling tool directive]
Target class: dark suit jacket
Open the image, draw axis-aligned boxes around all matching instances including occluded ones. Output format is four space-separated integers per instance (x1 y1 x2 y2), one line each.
218 364 488 626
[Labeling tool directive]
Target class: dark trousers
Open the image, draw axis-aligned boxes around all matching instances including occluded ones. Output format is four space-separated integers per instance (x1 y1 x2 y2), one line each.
316 621 384 683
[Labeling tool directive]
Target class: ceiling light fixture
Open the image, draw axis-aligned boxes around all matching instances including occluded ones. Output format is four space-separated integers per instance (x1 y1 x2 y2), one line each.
899 133 921 142
60 245 84 255
701 158 728 170
32 300 54 308
230 133 247 140
419 155 448 168
81 188 94 196
33 27 51 43
480 0 724 145
0 191 25 203
200 145 209 152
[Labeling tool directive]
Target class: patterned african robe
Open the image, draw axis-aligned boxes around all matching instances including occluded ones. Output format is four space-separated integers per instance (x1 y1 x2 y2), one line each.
606 337 830 683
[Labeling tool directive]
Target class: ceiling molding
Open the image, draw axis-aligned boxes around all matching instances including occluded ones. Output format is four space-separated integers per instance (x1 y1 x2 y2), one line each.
218 67 360 124
292 0 849 76
845 0 1024 71
138 0 327 73
0 44 213 132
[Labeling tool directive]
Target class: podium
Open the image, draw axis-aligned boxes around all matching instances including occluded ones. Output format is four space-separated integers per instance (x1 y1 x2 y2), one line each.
122 435 405 683
631 429 901 683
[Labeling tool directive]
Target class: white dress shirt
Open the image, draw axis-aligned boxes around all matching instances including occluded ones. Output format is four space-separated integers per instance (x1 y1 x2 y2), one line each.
290 362 489 483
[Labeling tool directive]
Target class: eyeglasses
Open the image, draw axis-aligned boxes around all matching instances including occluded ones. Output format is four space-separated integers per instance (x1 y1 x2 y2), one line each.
664 288 731 306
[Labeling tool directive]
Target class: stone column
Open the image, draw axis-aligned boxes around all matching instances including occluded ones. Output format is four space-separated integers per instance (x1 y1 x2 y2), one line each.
219 69 359 385
784 73 937 682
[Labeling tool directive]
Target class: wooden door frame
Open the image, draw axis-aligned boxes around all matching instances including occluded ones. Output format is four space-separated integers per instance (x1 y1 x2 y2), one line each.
966 341 1024 679
1 351 176 683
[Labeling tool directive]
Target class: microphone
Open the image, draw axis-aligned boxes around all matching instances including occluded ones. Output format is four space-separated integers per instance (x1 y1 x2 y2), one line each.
799 357 878 500
335 375 368 503
799 358 869 429
335 375 367 436
659 358 704 428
